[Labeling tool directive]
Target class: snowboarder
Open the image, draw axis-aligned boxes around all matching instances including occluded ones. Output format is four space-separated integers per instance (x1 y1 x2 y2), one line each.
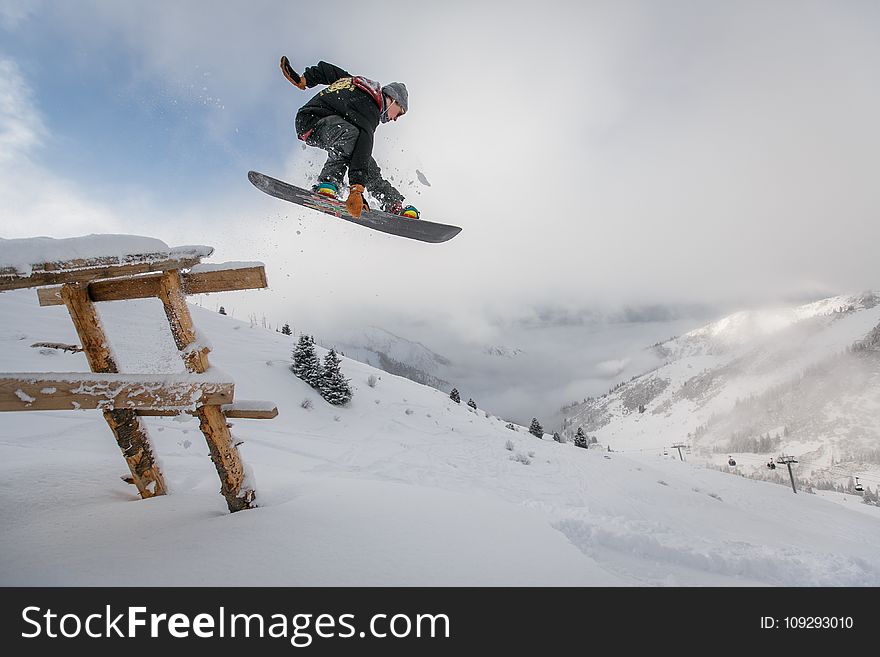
280 57 419 220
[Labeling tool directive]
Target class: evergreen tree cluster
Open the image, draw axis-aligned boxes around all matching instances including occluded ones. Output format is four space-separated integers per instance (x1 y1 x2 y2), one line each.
281 323 292 335
449 388 461 404
572 427 598 449
529 418 544 438
291 335 352 405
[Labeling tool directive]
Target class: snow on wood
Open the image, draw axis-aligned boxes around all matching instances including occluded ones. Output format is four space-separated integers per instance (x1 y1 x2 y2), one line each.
0 373 234 412
188 261 265 273
30 341 83 353
0 235 170 274
169 245 215 260
222 400 279 419
137 400 278 419
0 234 214 291
222 400 278 412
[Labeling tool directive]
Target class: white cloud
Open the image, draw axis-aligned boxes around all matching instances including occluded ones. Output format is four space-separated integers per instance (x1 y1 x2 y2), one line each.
596 359 630 378
0 58 44 163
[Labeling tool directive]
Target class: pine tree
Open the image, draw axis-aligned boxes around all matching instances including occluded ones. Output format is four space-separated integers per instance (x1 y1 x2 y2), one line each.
575 427 588 449
529 418 543 438
553 432 564 443
450 388 461 404
281 323 292 336
319 349 353 405
218 306 227 315
467 398 477 410
292 335 323 388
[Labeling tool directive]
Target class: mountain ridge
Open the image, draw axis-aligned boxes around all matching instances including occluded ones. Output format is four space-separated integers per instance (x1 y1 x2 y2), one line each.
560 292 880 489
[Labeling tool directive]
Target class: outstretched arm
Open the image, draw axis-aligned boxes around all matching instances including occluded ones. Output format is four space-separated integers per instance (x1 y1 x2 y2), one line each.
280 58 352 89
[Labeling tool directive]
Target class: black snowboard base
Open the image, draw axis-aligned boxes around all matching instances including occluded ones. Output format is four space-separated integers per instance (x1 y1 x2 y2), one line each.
248 171 461 244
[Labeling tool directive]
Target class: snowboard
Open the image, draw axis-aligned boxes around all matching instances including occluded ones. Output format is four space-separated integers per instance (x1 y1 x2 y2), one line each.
248 171 461 243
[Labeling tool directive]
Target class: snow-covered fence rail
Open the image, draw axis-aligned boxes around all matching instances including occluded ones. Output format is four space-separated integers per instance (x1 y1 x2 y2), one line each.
0 235 276 513
0 373 234 412
0 246 212 292
137 400 279 420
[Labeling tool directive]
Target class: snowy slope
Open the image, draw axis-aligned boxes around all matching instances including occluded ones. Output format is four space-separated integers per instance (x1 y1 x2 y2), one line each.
1 288 879 586
324 326 452 391
561 293 880 488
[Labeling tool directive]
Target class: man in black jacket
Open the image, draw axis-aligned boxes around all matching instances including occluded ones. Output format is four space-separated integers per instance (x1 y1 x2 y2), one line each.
281 58 419 220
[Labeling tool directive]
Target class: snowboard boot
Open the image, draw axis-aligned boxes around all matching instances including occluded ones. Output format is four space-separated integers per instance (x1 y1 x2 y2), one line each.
312 181 339 199
400 205 420 219
388 202 420 220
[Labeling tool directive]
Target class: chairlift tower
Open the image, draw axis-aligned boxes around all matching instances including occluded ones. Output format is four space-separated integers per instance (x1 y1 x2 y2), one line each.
671 442 688 461
776 455 799 494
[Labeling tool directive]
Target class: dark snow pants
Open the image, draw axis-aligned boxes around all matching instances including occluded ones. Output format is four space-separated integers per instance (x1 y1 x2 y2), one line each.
303 116 403 209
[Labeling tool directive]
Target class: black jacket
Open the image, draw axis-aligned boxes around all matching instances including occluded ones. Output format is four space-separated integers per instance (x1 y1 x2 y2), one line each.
294 61 383 187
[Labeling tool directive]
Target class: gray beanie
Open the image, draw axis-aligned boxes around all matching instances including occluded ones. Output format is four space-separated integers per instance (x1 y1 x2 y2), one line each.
382 82 408 113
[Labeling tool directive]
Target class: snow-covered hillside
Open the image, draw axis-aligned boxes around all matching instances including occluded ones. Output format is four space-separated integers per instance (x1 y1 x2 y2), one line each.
323 326 452 392
561 293 880 491
2 287 880 586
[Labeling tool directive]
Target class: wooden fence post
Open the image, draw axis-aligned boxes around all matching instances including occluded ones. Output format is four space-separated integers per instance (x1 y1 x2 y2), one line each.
157 270 256 512
60 282 167 499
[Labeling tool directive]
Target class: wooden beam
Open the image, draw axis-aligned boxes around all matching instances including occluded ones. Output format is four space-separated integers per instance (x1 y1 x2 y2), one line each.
60 283 119 373
0 373 234 412
157 270 212 372
136 401 279 419
1 249 210 291
103 410 166 497
59 282 168 499
222 403 278 420
198 404 256 512
36 265 268 307
30 342 83 353
156 270 256 512
182 264 268 295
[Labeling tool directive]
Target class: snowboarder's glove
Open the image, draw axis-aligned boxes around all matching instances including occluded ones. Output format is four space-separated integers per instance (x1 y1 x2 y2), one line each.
346 184 366 218
280 56 307 89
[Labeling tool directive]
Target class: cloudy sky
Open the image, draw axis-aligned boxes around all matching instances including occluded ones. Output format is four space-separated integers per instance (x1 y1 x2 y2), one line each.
2 1 879 421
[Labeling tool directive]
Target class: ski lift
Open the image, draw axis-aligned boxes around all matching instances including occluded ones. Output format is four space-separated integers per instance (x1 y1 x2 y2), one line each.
855 477 864 493
766 460 776 470
728 456 737 466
